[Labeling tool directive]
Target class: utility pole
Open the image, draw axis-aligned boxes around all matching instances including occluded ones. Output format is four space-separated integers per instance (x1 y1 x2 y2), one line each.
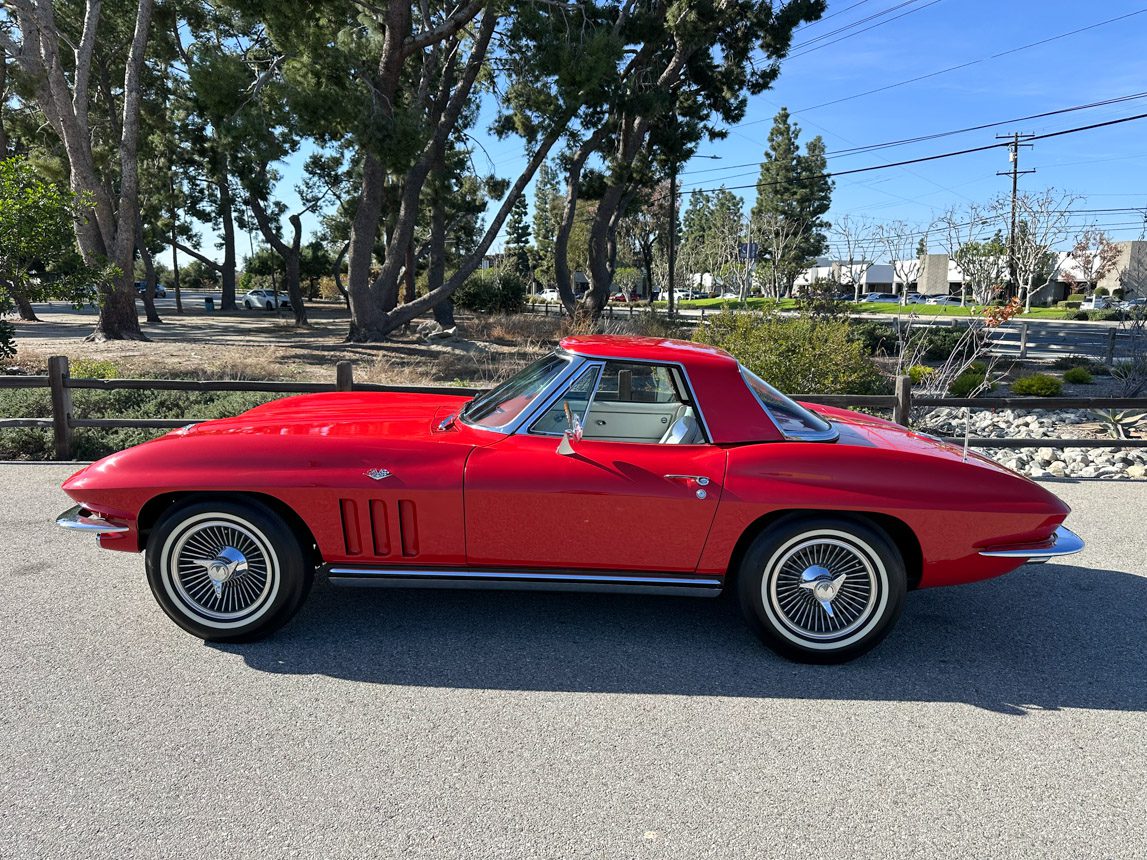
667 159 677 317
997 131 1035 298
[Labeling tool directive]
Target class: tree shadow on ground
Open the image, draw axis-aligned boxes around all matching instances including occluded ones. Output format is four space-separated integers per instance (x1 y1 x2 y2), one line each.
214 562 1146 714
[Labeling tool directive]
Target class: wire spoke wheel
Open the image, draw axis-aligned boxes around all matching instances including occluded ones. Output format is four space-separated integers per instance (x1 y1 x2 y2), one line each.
161 513 280 628
769 536 879 641
739 518 905 662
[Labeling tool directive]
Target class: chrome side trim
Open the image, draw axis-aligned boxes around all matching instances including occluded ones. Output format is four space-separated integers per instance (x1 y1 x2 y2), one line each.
978 525 1085 559
326 566 723 597
56 504 130 534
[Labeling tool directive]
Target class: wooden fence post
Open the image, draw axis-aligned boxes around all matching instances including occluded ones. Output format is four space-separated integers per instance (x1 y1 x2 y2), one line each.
1106 328 1117 366
48 355 74 460
1019 322 1028 359
336 361 354 392
893 374 911 426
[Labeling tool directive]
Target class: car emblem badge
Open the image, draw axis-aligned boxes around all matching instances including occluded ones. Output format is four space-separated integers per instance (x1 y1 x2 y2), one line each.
366 468 392 481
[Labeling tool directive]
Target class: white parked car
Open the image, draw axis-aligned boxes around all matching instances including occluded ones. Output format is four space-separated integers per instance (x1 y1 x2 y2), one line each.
860 292 898 303
243 289 292 310
903 293 928 304
926 296 965 306
1080 296 1112 311
535 288 560 301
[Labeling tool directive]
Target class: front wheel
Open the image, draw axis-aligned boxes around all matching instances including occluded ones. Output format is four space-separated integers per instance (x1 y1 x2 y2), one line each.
145 498 312 642
244 300 252 309
737 516 906 663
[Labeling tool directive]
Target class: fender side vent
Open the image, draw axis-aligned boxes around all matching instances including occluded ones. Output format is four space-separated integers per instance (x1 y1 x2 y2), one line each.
398 499 419 557
340 499 362 556
369 500 390 556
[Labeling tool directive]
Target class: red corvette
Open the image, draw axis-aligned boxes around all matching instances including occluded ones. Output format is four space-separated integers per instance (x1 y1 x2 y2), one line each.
58 335 1083 662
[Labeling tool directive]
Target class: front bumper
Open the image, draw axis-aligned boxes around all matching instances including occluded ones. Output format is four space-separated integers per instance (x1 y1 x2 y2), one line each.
978 525 1084 563
56 504 130 535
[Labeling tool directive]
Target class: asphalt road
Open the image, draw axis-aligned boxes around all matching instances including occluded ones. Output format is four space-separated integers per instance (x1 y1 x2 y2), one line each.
3 466 1145 859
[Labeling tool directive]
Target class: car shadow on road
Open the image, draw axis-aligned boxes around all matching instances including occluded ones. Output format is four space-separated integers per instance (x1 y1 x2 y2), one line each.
213 562 1146 714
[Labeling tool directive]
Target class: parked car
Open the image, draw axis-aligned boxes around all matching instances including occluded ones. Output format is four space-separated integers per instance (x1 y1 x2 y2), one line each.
902 293 927 304
135 282 167 298
609 290 639 302
926 296 964 306
57 335 1082 663
243 289 292 310
535 289 560 302
1118 297 1145 309
860 293 898 303
1081 296 1112 311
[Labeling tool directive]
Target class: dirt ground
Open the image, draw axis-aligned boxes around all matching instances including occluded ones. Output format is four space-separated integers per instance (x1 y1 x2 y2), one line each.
5 301 589 386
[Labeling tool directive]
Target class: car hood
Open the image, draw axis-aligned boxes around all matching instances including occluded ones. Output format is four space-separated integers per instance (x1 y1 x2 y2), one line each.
184 391 474 441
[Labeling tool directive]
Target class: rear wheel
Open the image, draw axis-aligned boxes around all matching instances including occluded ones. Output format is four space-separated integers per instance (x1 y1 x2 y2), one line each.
145 498 312 642
737 516 906 663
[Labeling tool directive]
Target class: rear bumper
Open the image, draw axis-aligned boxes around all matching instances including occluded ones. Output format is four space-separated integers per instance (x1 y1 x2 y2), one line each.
978 525 1084 563
56 504 130 535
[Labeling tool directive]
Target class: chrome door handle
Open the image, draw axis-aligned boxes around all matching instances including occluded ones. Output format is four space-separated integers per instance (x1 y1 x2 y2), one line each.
664 474 710 486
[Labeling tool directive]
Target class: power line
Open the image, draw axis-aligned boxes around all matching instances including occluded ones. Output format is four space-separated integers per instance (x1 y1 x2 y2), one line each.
785 0 944 60
793 0 875 33
680 90 1147 177
667 110 1147 200
792 8 1147 113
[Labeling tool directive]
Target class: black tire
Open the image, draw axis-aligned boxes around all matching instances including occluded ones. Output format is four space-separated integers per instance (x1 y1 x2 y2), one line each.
244 300 252 309
264 301 273 311
737 516 906 663
145 498 313 642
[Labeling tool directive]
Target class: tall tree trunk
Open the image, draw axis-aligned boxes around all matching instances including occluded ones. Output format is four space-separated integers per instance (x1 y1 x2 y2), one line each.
346 153 389 339
0 43 8 158
217 172 238 310
134 218 162 323
554 126 610 316
89 0 154 342
333 241 350 307
246 189 308 326
170 213 183 314
10 287 39 322
427 158 453 328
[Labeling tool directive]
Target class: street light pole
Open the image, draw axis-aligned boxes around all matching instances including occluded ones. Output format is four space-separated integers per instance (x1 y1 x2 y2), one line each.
667 159 677 317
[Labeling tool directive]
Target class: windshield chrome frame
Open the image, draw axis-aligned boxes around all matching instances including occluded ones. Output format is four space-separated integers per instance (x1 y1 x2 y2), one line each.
514 352 713 444
458 351 581 435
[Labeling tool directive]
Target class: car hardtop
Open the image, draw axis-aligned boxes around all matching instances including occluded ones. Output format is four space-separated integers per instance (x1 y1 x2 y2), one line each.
558 334 737 371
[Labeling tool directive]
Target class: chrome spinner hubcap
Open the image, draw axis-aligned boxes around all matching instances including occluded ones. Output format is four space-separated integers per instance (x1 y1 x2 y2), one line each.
169 519 275 621
769 536 879 641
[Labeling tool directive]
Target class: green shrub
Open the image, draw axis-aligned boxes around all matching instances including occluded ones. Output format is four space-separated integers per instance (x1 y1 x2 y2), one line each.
1051 354 1093 370
1073 311 1090 321
949 371 990 398
1097 309 1127 322
919 326 968 360
453 269 527 314
70 358 119 379
0 320 14 360
1011 373 1063 397
848 321 899 356
1094 287 1109 297
1066 293 1086 302
1063 366 1094 384
1113 288 1125 300
907 364 934 385
697 310 887 395
0 386 278 460
1058 300 1082 310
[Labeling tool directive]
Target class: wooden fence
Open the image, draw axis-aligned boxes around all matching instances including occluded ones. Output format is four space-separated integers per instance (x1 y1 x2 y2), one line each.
0 356 1144 460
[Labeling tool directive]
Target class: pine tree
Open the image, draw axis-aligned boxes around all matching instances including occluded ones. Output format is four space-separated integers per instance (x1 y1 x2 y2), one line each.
504 194 533 282
751 108 833 296
532 161 561 287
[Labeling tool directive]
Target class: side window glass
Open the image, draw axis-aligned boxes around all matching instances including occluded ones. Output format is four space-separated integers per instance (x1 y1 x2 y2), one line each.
528 365 601 436
595 362 680 404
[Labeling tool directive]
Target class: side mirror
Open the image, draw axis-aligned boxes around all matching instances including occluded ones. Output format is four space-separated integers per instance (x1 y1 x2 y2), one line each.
556 401 583 456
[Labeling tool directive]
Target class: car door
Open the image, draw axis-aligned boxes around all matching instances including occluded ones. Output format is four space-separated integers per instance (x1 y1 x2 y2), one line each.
463 360 728 573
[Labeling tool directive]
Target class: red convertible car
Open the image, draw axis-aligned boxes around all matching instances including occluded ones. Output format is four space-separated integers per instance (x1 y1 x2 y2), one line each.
57 335 1083 662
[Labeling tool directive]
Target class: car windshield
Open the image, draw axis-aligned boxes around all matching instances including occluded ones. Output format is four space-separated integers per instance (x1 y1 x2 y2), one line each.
739 366 836 440
461 352 570 430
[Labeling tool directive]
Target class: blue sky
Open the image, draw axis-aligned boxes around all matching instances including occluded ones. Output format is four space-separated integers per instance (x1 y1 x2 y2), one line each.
219 0 1147 264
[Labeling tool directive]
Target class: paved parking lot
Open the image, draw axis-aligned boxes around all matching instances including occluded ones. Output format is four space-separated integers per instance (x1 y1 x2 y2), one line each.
2 465 1145 859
